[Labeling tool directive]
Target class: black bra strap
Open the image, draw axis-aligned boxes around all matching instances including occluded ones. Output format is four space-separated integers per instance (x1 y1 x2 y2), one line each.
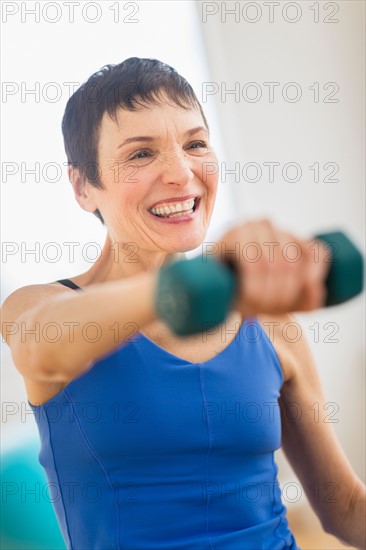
56 279 82 291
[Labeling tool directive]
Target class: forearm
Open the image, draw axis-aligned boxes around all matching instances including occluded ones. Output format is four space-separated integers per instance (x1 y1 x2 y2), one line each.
14 271 159 381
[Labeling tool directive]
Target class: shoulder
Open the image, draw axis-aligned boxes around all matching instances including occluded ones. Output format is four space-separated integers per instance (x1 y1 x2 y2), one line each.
257 313 314 384
1 283 74 343
1 282 80 406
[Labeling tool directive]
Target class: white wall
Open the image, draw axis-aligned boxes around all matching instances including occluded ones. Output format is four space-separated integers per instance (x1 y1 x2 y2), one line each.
196 0 365 493
1 1 236 302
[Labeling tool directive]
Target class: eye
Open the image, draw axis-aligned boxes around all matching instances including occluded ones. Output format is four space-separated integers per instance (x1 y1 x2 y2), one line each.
129 149 153 161
188 140 208 150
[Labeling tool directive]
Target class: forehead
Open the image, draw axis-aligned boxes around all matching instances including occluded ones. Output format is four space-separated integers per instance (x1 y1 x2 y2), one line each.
98 101 206 153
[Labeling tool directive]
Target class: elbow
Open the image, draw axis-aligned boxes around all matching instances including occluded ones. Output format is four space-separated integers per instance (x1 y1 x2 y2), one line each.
319 516 349 546
28 350 55 381
29 344 67 382
23 309 72 381
12 336 63 382
320 521 356 549
320 482 366 548
1 295 68 382
320 516 337 538
12 340 45 381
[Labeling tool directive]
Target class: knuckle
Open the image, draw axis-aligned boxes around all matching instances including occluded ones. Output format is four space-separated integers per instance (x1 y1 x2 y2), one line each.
261 218 274 230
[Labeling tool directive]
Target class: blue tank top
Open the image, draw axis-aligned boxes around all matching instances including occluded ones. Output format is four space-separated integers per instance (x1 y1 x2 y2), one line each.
30 281 300 549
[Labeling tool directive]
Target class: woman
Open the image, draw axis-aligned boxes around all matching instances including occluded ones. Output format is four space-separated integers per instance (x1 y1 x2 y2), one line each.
1 57 365 549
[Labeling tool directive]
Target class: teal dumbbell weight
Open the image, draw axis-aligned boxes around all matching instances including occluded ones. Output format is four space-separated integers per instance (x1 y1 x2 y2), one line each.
156 254 237 336
314 232 363 306
156 231 364 336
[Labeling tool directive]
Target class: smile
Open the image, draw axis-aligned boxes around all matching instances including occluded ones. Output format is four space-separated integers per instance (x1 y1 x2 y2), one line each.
149 197 200 219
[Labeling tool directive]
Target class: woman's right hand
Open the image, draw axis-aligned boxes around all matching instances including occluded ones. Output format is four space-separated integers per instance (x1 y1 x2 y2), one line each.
215 219 331 317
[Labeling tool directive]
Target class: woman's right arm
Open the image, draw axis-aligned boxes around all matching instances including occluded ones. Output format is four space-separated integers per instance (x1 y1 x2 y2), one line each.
1 219 329 384
1 271 158 382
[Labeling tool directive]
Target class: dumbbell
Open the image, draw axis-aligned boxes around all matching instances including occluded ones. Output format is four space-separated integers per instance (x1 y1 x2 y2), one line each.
155 231 364 336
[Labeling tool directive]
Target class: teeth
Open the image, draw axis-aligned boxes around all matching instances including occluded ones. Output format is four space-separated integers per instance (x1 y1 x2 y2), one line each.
150 198 196 217
166 208 194 218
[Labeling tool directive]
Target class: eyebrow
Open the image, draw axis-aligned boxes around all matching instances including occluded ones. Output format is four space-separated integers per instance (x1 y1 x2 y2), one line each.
116 126 208 149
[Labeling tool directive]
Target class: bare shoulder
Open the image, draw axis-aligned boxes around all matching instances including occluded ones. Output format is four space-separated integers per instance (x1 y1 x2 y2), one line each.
1 282 74 340
257 312 315 384
1 282 81 406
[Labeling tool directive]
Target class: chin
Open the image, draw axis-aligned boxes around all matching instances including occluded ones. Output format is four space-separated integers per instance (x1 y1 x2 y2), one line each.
168 234 206 254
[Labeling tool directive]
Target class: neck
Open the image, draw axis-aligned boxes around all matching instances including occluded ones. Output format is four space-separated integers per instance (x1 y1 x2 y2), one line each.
81 234 187 285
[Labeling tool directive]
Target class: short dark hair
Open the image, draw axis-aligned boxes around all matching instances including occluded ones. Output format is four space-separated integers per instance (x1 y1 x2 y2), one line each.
62 57 209 224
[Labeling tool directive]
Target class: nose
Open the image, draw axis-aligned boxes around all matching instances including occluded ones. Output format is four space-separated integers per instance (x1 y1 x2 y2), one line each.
159 149 195 187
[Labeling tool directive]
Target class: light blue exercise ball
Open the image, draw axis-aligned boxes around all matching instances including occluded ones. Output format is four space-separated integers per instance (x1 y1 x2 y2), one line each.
1 440 66 549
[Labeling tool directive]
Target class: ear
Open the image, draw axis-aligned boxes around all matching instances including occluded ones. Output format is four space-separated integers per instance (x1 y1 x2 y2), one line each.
67 165 99 214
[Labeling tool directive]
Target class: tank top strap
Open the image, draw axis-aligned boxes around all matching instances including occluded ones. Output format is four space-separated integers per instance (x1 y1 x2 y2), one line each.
56 279 83 291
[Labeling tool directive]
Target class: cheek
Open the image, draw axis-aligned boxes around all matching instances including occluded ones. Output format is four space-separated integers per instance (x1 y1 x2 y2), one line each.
206 172 219 197
113 174 147 209
113 182 155 229
197 154 219 189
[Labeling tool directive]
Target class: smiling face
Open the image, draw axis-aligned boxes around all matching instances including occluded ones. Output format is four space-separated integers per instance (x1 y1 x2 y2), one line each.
87 99 219 254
